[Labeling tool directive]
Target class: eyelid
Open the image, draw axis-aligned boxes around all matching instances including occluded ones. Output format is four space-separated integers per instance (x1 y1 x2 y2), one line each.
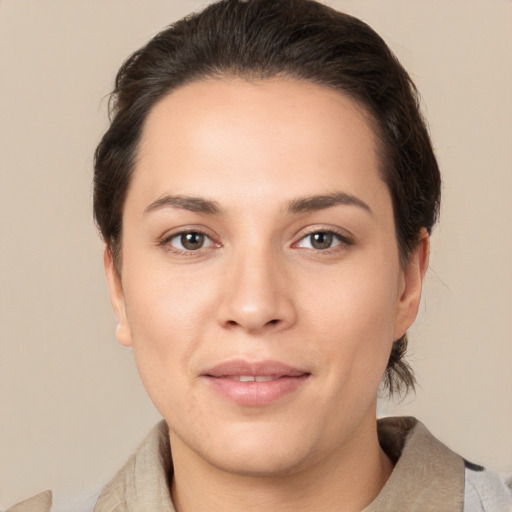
157 225 353 254
159 226 221 254
292 226 354 250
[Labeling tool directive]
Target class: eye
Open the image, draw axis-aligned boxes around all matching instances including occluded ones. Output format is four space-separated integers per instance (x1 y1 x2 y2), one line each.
295 230 350 250
166 231 214 251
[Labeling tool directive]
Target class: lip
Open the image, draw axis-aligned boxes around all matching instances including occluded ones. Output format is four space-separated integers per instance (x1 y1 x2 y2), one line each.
202 359 310 406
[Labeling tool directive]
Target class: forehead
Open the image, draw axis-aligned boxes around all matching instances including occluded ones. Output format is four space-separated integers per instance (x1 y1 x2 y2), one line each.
131 78 386 212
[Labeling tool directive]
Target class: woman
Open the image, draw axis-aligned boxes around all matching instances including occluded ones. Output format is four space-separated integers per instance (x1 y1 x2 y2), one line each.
8 0 511 510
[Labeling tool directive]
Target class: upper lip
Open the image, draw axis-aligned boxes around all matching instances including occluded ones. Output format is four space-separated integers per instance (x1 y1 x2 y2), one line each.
203 359 309 378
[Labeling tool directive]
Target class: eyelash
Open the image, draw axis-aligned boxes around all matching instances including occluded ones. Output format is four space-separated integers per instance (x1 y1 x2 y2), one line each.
160 229 218 255
160 227 353 256
293 228 354 252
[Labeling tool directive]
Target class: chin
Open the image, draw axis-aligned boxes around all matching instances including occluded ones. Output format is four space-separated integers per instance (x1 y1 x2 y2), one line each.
173 418 318 478
204 441 313 478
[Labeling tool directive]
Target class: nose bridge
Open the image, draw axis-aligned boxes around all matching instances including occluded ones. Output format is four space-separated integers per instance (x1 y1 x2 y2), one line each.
217 237 295 333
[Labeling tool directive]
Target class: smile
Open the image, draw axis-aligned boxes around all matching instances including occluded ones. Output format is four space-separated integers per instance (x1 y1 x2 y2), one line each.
226 375 281 382
203 359 310 406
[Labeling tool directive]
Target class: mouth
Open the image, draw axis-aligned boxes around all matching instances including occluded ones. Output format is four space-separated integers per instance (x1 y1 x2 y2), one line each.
225 375 283 382
202 359 311 406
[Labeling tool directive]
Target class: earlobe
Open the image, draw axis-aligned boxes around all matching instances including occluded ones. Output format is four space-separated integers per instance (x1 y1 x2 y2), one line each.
104 246 133 347
394 229 430 340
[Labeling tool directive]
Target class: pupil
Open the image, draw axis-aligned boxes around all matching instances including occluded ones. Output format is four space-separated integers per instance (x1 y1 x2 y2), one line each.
181 232 204 250
312 232 332 249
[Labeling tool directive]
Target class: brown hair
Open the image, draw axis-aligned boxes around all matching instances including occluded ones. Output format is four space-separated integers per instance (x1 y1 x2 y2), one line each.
94 0 441 395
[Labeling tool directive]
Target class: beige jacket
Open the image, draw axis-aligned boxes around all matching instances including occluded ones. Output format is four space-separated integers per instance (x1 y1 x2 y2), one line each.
5 417 512 511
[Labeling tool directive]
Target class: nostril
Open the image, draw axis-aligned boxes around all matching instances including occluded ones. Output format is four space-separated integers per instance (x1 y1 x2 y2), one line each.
228 319 279 325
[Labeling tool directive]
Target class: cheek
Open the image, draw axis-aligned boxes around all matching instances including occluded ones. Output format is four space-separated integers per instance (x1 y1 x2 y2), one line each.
302 254 400 379
124 256 219 339
121 266 218 410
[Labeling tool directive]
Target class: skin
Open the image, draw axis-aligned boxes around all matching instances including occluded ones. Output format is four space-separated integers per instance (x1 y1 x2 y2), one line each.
105 78 429 511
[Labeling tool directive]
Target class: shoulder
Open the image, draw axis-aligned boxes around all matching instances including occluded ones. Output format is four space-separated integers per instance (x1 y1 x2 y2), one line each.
464 463 512 512
3 491 52 512
373 417 512 512
3 422 169 512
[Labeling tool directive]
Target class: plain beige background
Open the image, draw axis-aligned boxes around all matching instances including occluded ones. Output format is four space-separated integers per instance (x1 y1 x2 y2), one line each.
1 0 511 509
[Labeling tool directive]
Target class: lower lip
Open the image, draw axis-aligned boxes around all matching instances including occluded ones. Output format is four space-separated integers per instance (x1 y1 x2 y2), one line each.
204 375 309 406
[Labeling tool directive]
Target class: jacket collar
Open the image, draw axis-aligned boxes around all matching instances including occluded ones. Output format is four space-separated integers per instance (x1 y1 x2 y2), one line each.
364 416 465 511
93 417 465 512
94 421 176 512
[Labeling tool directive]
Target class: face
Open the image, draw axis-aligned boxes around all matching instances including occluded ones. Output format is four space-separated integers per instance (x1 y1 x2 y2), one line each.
106 78 426 477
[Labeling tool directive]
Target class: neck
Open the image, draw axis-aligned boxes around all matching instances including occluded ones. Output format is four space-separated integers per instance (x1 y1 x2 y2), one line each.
170 416 393 512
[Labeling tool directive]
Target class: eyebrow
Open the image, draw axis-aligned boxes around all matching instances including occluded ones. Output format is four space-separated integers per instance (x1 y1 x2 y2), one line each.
143 191 372 216
288 192 372 215
144 195 221 215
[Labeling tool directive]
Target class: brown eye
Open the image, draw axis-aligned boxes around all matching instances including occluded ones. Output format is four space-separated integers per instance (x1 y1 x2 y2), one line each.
310 232 333 250
167 231 213 251
181 232 205 250
295 230 351 251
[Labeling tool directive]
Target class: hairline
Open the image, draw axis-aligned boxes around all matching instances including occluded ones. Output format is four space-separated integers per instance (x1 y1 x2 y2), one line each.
111 72 407 272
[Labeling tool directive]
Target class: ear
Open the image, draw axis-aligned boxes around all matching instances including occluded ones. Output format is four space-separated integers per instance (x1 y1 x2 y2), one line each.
104 246 133 347
394 228 430 340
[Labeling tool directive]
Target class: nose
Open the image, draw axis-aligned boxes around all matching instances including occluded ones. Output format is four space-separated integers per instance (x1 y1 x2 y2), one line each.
216 245 297 335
